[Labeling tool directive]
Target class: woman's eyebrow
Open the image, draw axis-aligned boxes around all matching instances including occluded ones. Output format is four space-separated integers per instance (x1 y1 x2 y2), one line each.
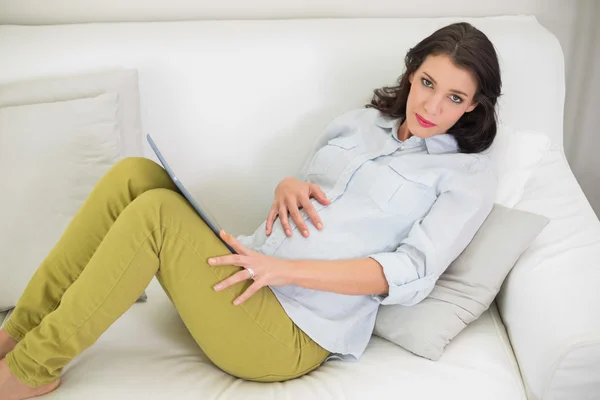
423 72 469 97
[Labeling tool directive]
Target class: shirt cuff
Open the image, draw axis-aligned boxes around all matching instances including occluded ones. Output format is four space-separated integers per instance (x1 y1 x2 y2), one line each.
369 252 436 306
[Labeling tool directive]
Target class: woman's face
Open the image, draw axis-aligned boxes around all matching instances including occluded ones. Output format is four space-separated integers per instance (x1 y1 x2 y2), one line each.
402 54 478 140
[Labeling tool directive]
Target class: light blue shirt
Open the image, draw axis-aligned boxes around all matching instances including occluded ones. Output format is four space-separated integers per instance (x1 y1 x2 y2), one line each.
236 108 497 361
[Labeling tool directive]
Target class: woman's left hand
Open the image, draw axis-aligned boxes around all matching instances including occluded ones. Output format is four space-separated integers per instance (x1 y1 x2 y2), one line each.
207 230 295 305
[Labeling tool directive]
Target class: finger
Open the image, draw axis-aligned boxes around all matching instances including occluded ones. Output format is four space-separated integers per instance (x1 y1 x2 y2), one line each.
299 197 323 231
207 252 248 267
219 230 252 255
286 198 309 237
233 281 264 306
213 269 254 292
265 205 278 236
279 204 292 237
311 184 331 205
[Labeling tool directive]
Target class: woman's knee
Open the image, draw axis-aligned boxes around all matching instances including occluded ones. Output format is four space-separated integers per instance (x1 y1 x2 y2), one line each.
121 189 190 232
107 157 175 191
133 188 184 210
110 157 162 178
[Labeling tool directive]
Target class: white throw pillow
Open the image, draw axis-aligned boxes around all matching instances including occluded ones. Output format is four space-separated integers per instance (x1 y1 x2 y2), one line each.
0 69 143 157
486 124 551 207
0 93 122 311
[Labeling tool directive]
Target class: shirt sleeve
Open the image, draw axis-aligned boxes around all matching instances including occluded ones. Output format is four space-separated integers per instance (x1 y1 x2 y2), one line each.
295 108 368 181
368 158 498 306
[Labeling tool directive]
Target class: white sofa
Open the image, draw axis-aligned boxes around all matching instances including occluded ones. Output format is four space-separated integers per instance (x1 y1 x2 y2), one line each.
1 15 599 400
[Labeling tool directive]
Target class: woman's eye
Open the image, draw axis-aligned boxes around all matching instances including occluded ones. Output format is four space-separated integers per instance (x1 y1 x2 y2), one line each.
450 95 463 104
421 78 433 88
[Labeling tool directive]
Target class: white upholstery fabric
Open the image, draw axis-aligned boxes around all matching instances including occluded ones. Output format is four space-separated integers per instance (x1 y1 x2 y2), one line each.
496 147 600 400
0 0 574 26
0 16 565 237
0 69 144 158
0 15 596 400
485 127 551 208
33 277 525 400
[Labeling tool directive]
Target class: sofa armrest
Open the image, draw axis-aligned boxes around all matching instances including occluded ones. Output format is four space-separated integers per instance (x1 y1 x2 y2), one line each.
496 148 600 400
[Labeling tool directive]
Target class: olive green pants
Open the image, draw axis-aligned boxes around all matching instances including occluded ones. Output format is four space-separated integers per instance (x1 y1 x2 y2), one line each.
4 157 329 387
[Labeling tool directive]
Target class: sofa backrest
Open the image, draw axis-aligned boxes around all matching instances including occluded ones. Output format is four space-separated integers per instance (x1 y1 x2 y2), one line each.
0 16 565 235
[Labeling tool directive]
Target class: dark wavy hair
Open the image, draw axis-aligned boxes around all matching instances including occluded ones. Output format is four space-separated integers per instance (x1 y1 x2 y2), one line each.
366 22 502 153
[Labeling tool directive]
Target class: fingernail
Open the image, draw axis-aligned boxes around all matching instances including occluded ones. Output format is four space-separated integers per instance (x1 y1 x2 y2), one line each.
214 284 221 291
303 230 309 237
317 223 323 230
208 258 215 265
233 299 240 305
286 229 292 236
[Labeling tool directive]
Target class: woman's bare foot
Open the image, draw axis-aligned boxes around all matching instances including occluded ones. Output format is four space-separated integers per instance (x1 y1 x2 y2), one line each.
0 358 60 400
0 330 18 360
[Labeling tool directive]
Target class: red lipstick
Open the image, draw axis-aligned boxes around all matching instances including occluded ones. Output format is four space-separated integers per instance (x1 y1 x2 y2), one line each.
416 113 437 128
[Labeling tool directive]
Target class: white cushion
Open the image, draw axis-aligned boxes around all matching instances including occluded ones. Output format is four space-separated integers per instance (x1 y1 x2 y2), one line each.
0 69 143 158
485 126 551 208
0 93 122 311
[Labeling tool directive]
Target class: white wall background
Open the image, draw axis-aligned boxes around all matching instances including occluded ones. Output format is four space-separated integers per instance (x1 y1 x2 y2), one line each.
0 0 598 216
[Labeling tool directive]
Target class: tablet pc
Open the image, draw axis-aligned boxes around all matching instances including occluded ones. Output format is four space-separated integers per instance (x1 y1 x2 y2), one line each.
146 134 237 254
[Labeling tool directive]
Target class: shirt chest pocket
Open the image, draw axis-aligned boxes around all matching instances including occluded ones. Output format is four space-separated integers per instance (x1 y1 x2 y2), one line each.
368 158 438 219
307 135 358 177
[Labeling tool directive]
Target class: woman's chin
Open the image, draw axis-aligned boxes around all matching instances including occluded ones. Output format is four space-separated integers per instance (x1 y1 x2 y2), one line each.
409 123 438 139
407 122 424 138
404 118 434 140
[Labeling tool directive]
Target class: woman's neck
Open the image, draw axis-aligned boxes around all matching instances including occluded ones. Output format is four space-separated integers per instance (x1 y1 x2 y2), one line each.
397 119 413 142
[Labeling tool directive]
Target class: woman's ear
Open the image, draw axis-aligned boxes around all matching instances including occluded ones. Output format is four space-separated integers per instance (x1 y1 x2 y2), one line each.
466 101 478 113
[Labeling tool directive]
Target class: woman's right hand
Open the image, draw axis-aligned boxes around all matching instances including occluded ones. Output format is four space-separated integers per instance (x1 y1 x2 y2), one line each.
266 177 331 238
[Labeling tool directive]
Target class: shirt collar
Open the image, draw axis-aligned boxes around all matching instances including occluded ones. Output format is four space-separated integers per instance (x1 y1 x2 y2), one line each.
375 113 459 154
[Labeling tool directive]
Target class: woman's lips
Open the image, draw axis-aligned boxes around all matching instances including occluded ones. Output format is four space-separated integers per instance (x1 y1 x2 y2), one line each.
416 113 437 128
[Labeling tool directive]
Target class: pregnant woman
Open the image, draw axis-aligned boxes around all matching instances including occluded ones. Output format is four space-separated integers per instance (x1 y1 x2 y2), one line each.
0 21 501 399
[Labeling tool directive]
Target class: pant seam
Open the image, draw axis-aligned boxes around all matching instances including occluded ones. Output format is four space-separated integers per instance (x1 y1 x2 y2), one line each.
242 357 326 381
28 227 161 385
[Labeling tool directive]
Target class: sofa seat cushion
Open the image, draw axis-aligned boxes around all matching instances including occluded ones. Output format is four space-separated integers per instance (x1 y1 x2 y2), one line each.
22 277 525 399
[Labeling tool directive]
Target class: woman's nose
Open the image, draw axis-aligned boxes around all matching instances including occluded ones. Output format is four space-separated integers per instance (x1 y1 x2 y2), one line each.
424 95 443 116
